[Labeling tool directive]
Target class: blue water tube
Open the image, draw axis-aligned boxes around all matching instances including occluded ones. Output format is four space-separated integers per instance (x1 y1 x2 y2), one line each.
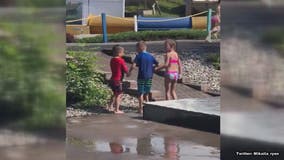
137 16 192 31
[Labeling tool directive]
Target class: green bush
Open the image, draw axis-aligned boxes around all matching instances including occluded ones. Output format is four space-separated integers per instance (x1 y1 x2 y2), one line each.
76 29 207 43
0 22 65 130
125 0 185 17
262 28 284 55
205 54 220 70
66 51 112 108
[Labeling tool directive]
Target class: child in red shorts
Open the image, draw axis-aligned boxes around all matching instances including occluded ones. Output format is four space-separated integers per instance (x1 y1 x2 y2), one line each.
108 45 128 114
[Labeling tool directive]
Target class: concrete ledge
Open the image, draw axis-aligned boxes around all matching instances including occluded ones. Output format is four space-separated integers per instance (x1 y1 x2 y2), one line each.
124 88 163 100
183 81 220 96
67 40 220 53
205 90 220 97
143 98 220 133
183 82 202 90
149 90 164 101
122 80 137 89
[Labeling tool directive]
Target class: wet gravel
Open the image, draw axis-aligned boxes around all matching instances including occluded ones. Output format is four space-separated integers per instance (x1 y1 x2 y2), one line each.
66 107 94 118
121 94 139 108
66 94 139 117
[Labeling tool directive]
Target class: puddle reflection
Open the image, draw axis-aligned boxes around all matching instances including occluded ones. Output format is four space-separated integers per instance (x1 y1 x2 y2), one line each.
109 142 125 154
68 135 219 160
163 137 179 160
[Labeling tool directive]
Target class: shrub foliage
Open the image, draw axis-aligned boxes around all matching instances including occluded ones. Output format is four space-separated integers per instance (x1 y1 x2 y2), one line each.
66 51 112 108
0 22 65 129
76 29 207 43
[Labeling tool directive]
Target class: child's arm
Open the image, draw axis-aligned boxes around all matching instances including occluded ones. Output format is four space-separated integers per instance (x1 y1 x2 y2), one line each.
121 60 129 74
155 64 164 71
127 62 136 77
155 53 169 71
127 56 138 77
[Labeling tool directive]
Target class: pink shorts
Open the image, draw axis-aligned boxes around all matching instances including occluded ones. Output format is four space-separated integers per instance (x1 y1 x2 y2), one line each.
166 71 179 81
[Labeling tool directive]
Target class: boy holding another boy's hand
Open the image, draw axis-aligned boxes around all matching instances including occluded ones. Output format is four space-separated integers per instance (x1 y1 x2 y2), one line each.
128 41 159 114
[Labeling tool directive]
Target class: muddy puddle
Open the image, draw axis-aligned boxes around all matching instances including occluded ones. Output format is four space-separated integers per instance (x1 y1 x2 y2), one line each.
66 114 220 160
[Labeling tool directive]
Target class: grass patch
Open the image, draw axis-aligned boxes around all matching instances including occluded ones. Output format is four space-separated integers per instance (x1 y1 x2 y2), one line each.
204 54 220 70
126 0 185 17
76 29 207 43
262 28 284 55
158 0 185 17
126 5 145 13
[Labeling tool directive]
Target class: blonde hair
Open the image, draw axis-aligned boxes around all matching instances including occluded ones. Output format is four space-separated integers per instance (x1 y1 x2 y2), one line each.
165 39 177 51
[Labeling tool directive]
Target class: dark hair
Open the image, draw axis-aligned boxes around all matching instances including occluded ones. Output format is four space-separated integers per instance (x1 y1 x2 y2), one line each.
112 45 124 56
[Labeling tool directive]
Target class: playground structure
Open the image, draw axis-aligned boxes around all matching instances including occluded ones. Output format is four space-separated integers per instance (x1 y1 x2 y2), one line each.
67 12 210 33
87 15 135 34
87 14 208 33
66 9 213 42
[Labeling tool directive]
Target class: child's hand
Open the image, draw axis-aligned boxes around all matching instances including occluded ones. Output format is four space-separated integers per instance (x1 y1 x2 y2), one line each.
154 67 159 72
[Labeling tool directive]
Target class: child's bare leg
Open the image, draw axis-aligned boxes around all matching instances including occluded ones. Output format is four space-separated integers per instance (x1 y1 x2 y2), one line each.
144 93 149 102
143 94 147 101
114 94 124 114
170 81 177 100
108 95 115 111
138 94 143 113
165 78 171 100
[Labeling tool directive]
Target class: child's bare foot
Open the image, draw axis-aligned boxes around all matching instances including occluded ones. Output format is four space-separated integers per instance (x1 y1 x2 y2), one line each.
114 110 124 114
108 107 115 111
106 107 113 112
138 109 143 114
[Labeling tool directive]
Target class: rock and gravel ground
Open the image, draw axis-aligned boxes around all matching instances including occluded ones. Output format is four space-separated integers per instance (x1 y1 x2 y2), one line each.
67 94 140 117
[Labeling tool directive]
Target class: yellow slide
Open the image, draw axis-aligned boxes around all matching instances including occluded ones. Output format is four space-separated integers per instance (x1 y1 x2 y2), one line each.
87 15 134 34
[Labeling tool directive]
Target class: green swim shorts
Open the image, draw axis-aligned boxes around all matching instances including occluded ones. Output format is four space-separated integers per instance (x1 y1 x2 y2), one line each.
137 79 152 95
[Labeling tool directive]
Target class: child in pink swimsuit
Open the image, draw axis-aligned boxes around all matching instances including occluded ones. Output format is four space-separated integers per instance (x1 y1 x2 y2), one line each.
156 39 182 100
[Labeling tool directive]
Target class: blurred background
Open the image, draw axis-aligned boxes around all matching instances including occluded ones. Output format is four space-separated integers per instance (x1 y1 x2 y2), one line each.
0 0 65 160
221 0 284 159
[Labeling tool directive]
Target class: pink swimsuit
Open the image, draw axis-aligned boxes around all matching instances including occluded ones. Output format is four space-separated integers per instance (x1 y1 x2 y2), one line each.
166 58 179 80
